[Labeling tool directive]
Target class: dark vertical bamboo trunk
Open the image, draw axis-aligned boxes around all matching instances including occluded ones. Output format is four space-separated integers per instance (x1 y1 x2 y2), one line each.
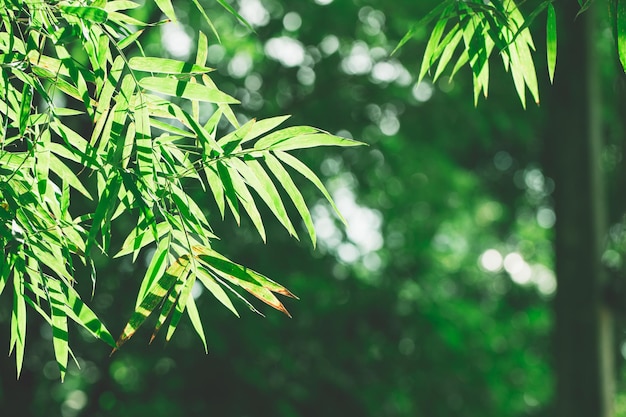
545 1 614 416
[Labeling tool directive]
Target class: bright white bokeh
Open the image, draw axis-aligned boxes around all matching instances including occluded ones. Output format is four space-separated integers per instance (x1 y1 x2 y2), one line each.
412 81 434 102
265 36 305 67
341 41 373 75
480 249 503 272
161 22 192 59
239 0 270 27
228 52 253 78
283 11 302 31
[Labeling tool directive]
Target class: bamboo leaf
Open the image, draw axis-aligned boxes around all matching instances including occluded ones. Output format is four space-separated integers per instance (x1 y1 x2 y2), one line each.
60 6 108 23
275 151 347 225
195 265 239 317
10 265 26 378
618 0 626 72
154 0 177 22
150 265 187 344
392 0 455 55
194 247 292 316
546 3 557 83
204 165 226 219
191 0 221 42
184 290 208 353
115 255 187 350
231 157 298 238
225 163 266 241
46 278 69 382
138 77 238 103
165 274 196 341
64 284 116 348
129 57 213 74
263 152 316 247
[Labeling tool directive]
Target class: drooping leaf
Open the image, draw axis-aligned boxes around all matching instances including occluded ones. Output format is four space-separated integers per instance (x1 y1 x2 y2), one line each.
263 152 316 247
275 151 347 225
154 0 177 22
46 278 69 382
115 255 188 350
618 0 626 72
546 3 557 83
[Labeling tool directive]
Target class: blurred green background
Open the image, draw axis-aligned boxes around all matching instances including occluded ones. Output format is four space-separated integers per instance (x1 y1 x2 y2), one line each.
2 0 626 416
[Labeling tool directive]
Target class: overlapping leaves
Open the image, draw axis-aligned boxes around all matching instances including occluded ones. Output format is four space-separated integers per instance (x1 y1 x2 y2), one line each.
0 0 361 379
396 0 558 107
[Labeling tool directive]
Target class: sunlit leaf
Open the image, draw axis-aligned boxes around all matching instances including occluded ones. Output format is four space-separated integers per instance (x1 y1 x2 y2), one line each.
263 152 316 247
618 0 626 72
60 6 108 23
129 57 213 74
46 278 69 382
154 0 177 22
139 77 238 103
116 255 188 350
546 3 557 83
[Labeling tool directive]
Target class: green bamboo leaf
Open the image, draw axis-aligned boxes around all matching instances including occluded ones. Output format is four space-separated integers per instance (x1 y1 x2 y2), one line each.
255 128 362 151
48 153 92 199
154 0 177 22
183 289 208 353
196 31 209 66
138 77 238 103
35 129 51 197
165 274 197 341
202 75 239 128
60 6 108 23
513 39 539 104
418 15 450 84
46 278 69 382
104 1 141 12
115 221 169 260
215 0 255 32
128 57 213 74
86 173 122 255
194 248 292 316
118 29 145 50
171 183 211 229
63 284 115 347
204 165 226 219
391 0 455 55
618 0 626 72
150 259 190 343
508 44 528 108
217 118 255 153
231 158 298 238
115 255 187 350
18 83 32 137
546 3 557 83
433 28 463 81
216 161 241 225
135 236 170 307
241 115 291 144
275 151 347 225
195 265 239 317
0 252 13 297
263 152 316 247
225 163 266 241
191 0 221 42
10 265 26 378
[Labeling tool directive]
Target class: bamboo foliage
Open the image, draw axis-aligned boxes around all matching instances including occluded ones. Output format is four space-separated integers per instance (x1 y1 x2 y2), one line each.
394 0 560 107
0 0 361 380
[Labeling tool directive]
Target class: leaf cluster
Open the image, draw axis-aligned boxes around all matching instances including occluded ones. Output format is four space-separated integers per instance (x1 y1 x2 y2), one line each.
395 0 558 107
0 0 361 381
